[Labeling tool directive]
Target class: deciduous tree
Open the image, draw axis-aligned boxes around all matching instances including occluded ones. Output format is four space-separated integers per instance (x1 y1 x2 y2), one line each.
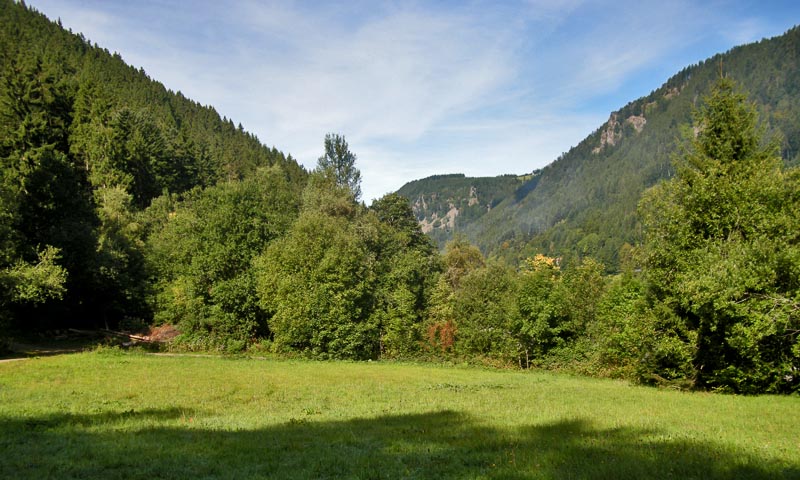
316 133 362 201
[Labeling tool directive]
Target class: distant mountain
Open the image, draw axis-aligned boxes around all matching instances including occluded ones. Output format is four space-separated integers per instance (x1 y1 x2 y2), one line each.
398 26 800 270
396 174 527 248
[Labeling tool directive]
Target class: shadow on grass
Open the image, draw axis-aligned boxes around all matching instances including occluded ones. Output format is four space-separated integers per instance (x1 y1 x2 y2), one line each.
1 337 102 360
1 334 164 361
0 408 796 479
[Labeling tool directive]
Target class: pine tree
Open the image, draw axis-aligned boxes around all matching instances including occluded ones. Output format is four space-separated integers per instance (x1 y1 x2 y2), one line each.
640 78 800 393
0 55 95 328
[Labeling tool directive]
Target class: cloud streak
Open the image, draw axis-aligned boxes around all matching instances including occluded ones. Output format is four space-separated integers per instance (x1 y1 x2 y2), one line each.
28 0 800 201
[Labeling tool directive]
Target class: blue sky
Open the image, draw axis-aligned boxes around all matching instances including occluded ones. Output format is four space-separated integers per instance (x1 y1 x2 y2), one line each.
29 0 800 201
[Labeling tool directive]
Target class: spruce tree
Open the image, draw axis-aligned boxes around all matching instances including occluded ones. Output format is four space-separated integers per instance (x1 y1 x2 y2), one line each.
640 78 800 393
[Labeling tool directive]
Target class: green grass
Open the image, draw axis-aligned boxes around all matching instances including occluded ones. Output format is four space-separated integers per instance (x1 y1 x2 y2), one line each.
1 350 798 479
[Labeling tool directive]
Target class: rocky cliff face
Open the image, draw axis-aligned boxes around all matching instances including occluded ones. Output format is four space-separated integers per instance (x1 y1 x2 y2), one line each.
592 112 648 154
415 195 459 233
397 174 524 248
627 114 646 133
592 113 622 153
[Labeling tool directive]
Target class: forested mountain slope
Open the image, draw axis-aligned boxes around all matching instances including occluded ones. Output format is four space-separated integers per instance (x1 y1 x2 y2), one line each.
401 26 800 270
396 173 527 249
0 0 305 198
0 0 307 329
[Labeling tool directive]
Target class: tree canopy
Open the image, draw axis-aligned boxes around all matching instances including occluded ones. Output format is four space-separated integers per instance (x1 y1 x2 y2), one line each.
640 78 800 393
317 133 362 201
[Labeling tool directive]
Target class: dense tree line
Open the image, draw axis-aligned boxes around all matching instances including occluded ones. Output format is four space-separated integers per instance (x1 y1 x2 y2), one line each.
143 80 793 394
411 79 798 393
0 0 305 334
1 2 797 394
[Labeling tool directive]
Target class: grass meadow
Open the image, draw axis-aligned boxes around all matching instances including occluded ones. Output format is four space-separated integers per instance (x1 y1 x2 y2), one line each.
0 349 798 479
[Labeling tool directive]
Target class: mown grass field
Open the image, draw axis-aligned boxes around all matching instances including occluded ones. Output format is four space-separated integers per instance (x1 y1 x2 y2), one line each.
1 350 798 479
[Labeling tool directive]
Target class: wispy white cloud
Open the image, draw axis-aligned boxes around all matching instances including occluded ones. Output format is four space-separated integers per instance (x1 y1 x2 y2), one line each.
27 0 800 201
520 1 705 106
240 4 520 137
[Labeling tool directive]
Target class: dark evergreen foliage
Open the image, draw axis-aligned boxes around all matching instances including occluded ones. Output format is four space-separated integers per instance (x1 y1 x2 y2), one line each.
0 0 306 331
640 79 800 393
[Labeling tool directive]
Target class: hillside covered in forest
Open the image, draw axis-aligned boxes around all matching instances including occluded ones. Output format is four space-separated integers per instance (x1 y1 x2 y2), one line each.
0 0 307 329
396 173 528 249
398 26 800 270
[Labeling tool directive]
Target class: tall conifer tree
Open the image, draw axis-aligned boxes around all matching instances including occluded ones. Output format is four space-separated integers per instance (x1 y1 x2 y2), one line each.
640 78 800 393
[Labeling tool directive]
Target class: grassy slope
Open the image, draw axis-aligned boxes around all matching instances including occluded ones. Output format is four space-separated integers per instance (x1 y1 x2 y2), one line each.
1 351 798 479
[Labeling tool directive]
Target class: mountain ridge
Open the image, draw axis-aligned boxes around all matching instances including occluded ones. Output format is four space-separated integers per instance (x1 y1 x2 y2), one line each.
396 173 529 249
397 25 800 269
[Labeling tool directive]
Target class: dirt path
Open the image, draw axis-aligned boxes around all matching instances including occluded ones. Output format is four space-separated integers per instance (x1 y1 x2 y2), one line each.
0 326 182 363
0 356 30 363
0 342 90 363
